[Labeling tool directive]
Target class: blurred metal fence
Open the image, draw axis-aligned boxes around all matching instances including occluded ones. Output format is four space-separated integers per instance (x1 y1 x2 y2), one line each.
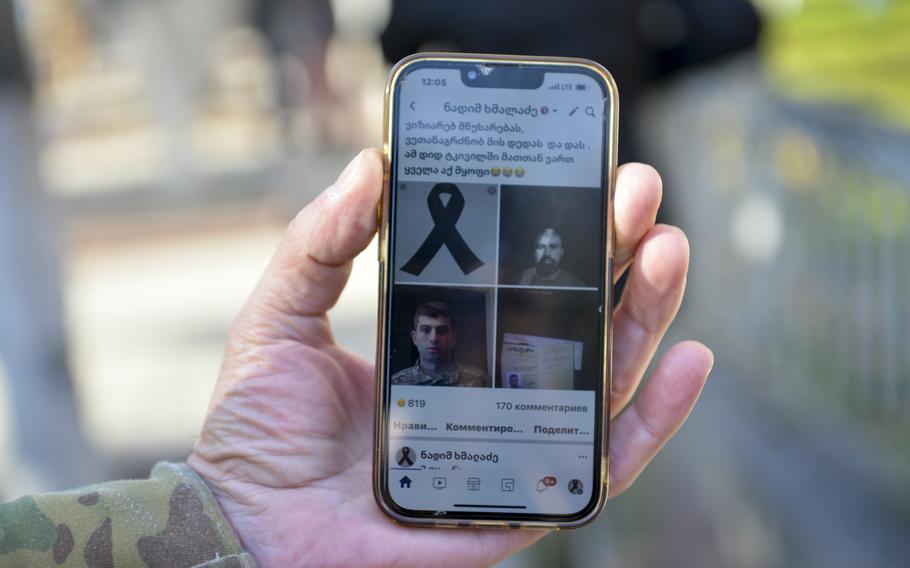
645 56 910 485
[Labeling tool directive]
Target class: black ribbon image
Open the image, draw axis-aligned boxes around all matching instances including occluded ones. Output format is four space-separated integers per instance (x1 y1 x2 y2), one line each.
400 183 485 276
397 447 415 467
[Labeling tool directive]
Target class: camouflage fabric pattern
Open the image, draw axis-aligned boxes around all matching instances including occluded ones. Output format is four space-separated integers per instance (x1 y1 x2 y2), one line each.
391 361 491 387
0 462 256 567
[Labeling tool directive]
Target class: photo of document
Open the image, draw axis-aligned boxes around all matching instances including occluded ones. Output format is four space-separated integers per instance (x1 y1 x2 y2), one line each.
500 333 581 390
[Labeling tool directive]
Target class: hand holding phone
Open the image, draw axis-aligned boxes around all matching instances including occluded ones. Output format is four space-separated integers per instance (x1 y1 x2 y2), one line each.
187 56 712 566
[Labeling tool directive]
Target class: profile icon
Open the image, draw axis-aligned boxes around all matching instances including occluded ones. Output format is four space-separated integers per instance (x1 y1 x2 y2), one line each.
396 447 416 467
517 227 583 286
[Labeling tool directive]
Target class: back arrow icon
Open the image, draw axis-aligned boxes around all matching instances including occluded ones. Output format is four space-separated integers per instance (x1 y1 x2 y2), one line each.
409 101 416 111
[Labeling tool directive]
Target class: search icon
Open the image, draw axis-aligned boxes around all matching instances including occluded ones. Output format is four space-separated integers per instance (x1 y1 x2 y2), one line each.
585 106 596 118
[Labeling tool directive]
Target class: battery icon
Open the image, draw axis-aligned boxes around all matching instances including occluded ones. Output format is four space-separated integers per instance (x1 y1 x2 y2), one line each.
575 84 587 90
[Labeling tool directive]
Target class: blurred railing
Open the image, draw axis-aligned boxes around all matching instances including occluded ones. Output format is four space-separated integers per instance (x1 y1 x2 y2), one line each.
644 57 910 485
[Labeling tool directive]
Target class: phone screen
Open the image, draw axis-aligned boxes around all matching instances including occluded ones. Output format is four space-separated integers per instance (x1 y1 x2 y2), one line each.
380 58 613 522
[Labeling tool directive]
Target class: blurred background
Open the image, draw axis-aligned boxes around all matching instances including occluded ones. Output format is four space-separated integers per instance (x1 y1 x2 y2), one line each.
0 0 908 566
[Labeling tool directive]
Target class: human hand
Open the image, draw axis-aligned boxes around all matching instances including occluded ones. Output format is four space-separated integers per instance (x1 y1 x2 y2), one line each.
188 149 713 567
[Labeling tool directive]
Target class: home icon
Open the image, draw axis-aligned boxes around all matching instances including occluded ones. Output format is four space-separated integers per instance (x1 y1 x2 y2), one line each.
399 476 412 489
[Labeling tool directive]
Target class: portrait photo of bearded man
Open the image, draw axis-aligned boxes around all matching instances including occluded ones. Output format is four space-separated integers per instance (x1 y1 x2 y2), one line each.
516 227 584 287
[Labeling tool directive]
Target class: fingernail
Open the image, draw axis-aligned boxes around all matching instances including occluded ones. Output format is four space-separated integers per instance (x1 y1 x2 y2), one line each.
327 151 362 203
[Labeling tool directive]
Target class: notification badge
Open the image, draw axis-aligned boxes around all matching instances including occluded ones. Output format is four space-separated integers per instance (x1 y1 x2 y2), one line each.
536 476 558 492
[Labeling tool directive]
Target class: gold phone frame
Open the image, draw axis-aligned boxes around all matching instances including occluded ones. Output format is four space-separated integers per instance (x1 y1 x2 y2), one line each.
373 53 618 529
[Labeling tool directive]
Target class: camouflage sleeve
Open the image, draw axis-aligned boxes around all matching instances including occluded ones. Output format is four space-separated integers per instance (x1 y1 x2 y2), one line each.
0 462 257 567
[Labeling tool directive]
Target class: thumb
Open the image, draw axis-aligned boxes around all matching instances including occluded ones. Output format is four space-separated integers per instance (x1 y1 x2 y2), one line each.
235 149 384 346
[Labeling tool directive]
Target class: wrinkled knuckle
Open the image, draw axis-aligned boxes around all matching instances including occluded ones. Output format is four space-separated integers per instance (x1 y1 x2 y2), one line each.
285 207 311 243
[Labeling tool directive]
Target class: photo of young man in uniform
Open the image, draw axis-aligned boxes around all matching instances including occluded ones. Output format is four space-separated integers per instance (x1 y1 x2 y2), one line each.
391 300 491 387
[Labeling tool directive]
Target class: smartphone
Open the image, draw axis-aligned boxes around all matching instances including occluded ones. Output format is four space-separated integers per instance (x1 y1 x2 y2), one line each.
374 53 617 529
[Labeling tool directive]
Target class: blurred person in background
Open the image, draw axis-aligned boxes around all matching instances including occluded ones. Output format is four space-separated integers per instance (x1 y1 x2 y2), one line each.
126 0 248 187
380 0 762 192
0 0 97 498
252 0 340 152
